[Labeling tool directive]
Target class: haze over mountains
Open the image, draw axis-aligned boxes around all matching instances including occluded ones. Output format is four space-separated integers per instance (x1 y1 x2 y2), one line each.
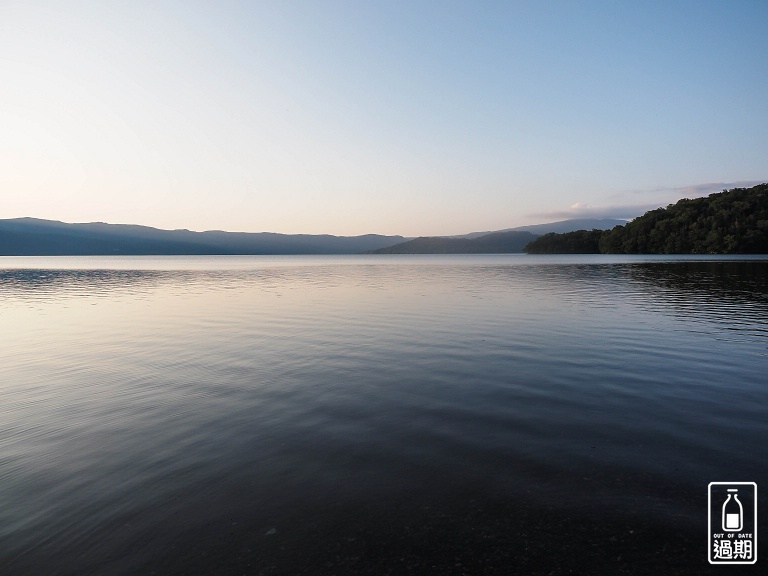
455 219 627 239
0 217 627 256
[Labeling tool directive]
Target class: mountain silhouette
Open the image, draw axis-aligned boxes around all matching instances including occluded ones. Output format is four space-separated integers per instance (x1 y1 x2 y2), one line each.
0 218 406 255
368 231 538 254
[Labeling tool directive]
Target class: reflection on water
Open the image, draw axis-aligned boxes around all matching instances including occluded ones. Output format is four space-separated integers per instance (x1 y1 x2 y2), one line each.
0 268 167 302
0 255 766 575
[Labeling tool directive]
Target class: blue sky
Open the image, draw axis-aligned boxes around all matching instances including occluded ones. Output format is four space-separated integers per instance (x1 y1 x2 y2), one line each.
2 0 766 236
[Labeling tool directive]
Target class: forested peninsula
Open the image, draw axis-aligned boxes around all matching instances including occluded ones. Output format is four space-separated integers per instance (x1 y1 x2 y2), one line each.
525 183 768 254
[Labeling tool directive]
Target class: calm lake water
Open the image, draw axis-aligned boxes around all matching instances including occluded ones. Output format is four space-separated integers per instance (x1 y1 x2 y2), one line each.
1 254 766 575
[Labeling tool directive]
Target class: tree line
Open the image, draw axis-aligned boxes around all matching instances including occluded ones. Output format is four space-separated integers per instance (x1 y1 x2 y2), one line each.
525 183 768 254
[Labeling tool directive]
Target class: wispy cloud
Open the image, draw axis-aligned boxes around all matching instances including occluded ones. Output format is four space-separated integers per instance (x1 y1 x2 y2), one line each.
609 180 767 199
533 180 768 222
529 202 660 221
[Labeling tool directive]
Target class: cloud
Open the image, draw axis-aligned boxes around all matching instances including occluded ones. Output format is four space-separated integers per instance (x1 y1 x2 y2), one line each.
609 180 767 199
533 180 768 223
530 202 660 221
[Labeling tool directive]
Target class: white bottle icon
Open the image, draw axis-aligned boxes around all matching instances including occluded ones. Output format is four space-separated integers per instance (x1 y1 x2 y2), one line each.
722 489 743 532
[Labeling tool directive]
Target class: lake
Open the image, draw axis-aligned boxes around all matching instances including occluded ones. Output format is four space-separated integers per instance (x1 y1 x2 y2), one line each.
1 254 766 574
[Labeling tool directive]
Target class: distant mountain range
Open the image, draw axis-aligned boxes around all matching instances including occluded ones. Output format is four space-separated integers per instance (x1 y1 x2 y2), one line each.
0 217 627 256
0 218 406 255
369 218 626 254
454 218 627 239
368 231 538 254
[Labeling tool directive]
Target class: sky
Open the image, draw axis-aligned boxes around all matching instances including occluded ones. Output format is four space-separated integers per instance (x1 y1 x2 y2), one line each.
1 0 767 237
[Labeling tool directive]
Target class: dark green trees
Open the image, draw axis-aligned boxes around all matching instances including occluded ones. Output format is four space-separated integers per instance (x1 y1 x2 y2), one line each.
599 184 768 254
525 183 768 254
524 229 603 253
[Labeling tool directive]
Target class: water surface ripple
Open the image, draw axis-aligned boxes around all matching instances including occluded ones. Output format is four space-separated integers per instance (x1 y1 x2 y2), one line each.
1 255 766 574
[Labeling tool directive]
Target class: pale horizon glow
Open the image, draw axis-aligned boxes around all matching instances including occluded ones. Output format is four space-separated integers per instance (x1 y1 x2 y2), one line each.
2 1 767 236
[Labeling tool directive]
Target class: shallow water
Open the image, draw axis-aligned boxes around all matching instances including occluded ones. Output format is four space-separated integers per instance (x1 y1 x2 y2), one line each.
1 255 766 574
